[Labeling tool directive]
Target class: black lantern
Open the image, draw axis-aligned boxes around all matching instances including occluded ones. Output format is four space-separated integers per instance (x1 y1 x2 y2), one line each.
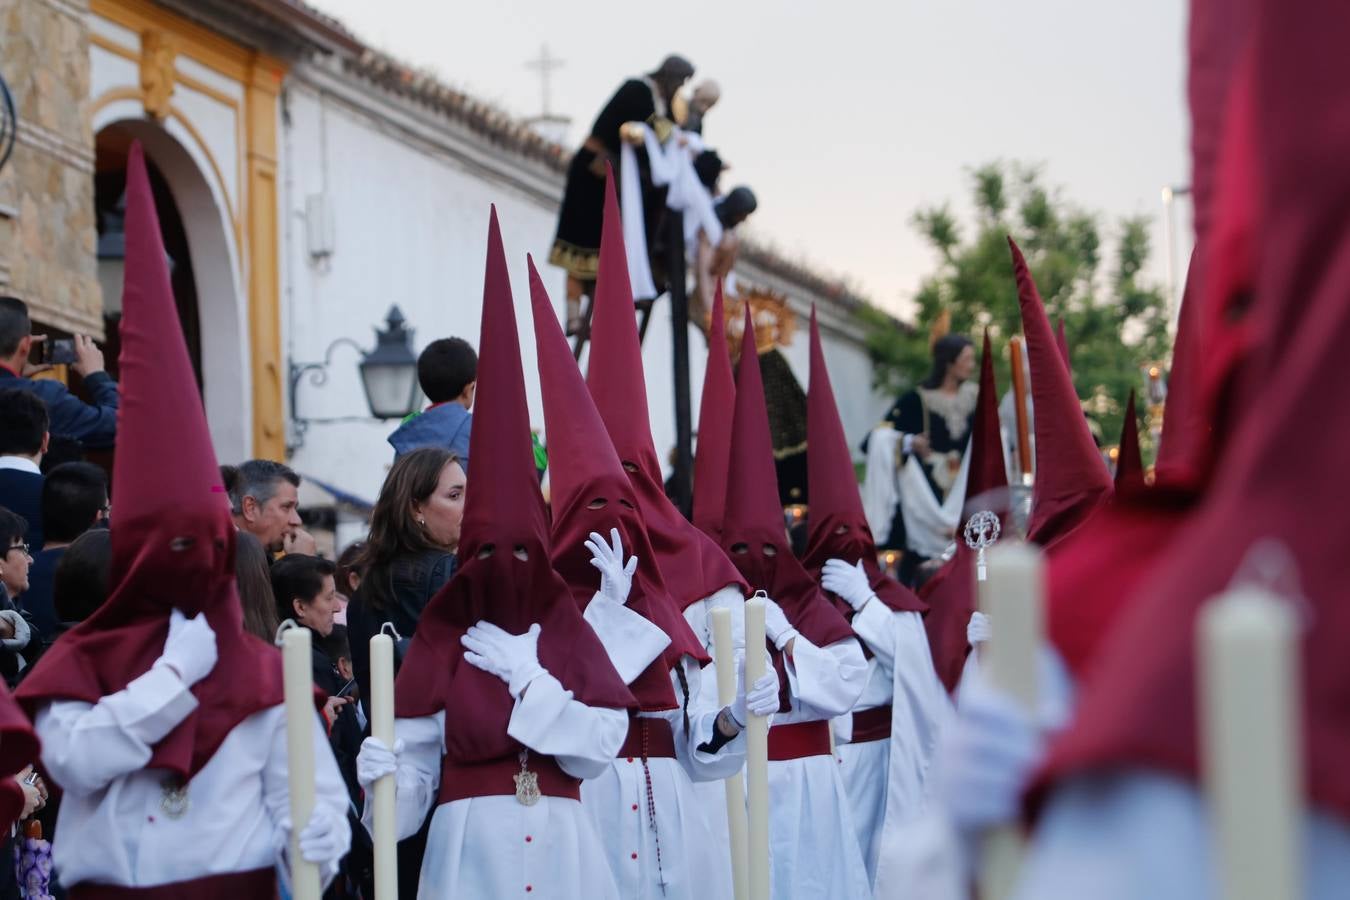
358 306 420 420
288 305 421 451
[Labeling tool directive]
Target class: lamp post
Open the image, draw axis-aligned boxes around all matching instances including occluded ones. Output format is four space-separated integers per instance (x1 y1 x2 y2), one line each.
288 305 420 452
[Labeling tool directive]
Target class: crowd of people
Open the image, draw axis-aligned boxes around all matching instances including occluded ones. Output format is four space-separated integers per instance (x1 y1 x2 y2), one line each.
0 3 1342 897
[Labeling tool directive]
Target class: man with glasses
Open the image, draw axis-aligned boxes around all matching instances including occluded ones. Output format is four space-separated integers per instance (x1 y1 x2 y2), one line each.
22 462 108 653
0 508 34 681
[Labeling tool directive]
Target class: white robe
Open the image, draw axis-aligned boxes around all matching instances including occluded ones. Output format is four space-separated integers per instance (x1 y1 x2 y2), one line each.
835 601 953 888
1015 771 1350 900
769 633 872 900
35 664 350 889
583 592 742 900
368 675 628 899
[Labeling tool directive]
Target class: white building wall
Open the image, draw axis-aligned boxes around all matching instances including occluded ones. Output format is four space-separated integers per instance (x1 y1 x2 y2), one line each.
281 61 890 505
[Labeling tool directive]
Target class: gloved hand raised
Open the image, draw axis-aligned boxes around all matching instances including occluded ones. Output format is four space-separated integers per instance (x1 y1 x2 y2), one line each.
821 559 876 611
586 528 638 605
356 736 403 789
761 597 799 651
729 652 781 728
461 621 547 698
155 609 218 687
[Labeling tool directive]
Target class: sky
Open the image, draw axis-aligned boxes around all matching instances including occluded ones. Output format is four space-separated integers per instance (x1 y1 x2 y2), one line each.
308 0 1193 319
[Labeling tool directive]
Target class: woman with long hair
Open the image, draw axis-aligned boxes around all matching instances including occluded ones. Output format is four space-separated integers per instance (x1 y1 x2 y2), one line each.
873 333 978 584
346 447 464 707
233 531 279 643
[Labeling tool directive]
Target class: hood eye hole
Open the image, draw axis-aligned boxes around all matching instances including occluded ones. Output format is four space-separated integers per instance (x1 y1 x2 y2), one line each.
618 499 636 511
762 544 778 557
170 536 197 552
731 542 749 555
621 461 639 473
476 543 495 560
512 545 529 561
587 498 608 510
834 524 849 536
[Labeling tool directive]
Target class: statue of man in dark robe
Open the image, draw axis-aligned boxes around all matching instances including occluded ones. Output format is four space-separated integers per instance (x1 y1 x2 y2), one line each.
548 54 695 335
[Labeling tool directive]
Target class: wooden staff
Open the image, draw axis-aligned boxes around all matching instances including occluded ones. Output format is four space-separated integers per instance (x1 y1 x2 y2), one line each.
744 595 770 900
1008 337 1033 483
711 607 749 900
1199 587 1302 900
369 632 398 899
977 541 1043 900
283 627 321 900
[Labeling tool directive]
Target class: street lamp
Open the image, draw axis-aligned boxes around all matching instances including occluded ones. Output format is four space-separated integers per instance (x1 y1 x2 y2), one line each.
288 305 420 451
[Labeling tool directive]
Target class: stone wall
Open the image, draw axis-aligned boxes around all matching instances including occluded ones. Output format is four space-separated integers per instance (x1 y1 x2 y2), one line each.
0 0 101 336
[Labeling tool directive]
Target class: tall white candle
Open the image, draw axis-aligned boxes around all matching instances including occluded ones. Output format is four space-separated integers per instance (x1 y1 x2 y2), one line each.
711 607 749 900
977 541 1043 900
283 627 321 900
743 595 770 900
369 632 398 899
1199 586 1302 900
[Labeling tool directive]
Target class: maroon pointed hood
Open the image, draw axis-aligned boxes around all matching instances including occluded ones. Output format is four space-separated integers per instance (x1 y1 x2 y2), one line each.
723 303 854 648
1037 2 1350 824
19 142 284 779
1153 253 1206 483
1009 238 1113 547
1054 319 1071 372
586 168 748 609
395 208 634 760
919 331 1008 692
801 306 925 615
1114 391 1145 491
692 281 736 539
529 256 706 709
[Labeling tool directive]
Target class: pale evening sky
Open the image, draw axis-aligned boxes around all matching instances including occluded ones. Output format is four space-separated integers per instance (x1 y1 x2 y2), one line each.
307 0 1193 318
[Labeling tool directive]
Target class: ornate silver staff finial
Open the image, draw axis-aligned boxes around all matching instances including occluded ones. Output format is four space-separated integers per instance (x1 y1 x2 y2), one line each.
963 510 1002 581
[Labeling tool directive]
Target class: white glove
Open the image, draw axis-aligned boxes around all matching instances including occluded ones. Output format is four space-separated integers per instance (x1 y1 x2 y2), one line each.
586 528 637 605
298 806 349 865
462 621 546 697
937 643 1076 837
730 653 780 727
761 597 799 651
155 609 218 687
966 611 991 645
821 559 876 611
356 736 403 789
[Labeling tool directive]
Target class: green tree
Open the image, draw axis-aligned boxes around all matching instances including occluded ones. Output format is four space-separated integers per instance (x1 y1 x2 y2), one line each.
860 162 1172 453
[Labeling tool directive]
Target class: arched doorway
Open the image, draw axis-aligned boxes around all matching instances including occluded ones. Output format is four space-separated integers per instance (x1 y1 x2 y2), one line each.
90 116 252 462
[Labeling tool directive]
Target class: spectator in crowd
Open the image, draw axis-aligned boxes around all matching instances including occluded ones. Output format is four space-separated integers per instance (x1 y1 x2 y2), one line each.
0 388 49 550
270 553 365 892
387 337 475 467
346 447 463 900
270 554 348 722
0 297 119 449
333 540 366 627
22 462 107 651
0 509 32 683
225 459 317 555
234 530 280 643
346 447 463 717
51 527 111 629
